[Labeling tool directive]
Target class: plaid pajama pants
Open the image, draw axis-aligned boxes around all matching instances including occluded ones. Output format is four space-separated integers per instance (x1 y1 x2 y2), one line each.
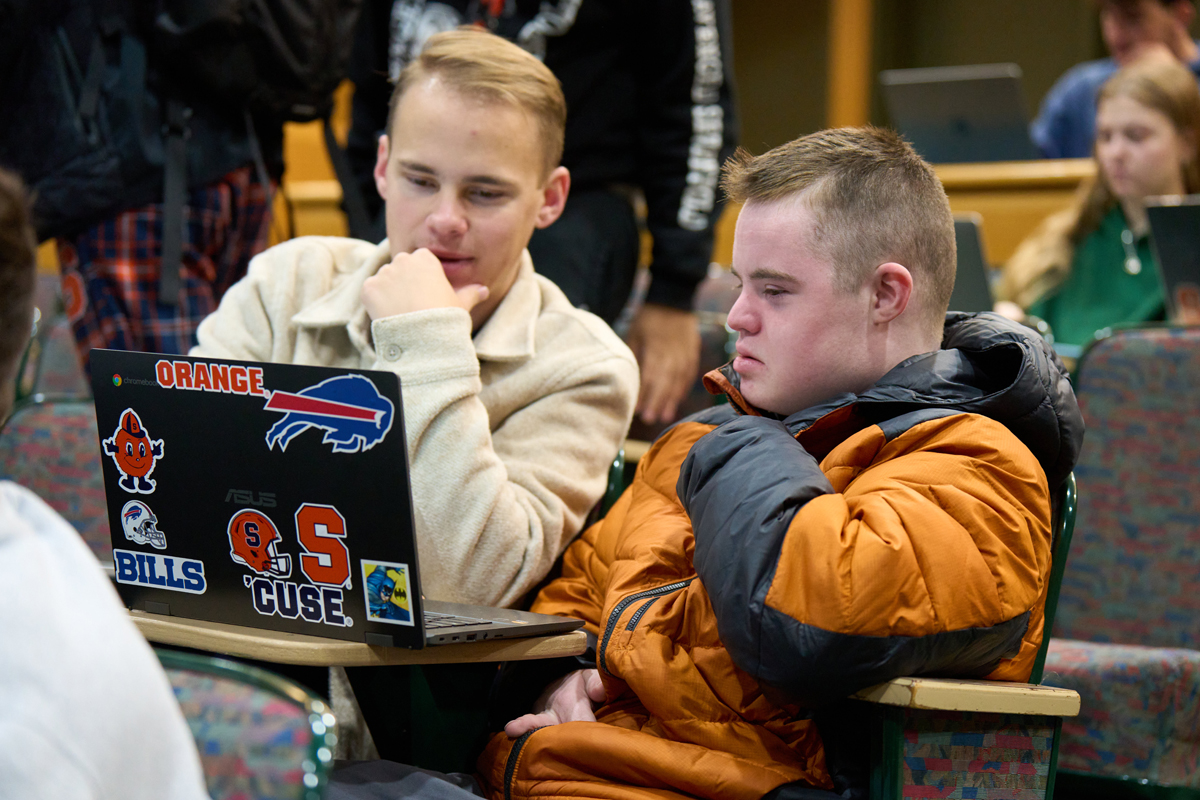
57 165 273 373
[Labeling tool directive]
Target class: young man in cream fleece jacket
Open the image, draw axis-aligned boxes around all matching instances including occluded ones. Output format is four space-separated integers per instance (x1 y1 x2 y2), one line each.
193 28 638 610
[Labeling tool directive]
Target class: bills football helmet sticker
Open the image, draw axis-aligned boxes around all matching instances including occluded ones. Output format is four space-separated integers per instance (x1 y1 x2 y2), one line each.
263 374 394 454
102 408 165 494
121 500 167 549
227 509 292 578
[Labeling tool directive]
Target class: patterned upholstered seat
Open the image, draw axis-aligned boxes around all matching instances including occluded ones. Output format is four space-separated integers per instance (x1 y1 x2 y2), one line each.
1044 639 1200 787
1042 326 1200 794
157 649 336 800
900 709 1059 798
0 397 110 563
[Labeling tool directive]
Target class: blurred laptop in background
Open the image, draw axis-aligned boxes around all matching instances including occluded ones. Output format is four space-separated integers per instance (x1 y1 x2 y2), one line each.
881 63 1039 164
950 213 997 313
1146 194 1200 324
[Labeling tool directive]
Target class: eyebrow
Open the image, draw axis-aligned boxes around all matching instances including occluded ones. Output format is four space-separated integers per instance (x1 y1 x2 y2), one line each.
730 265 798 283
397 160 518 190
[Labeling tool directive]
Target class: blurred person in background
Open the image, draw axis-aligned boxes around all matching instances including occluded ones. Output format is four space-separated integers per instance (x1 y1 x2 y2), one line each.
999 57 1200 347
1033 0 1199 158
346 1 738 426
0 0 292 374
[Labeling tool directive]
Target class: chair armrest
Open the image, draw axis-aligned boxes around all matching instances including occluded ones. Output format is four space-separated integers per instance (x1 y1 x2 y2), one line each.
852 676 1080 716
623 438 651 465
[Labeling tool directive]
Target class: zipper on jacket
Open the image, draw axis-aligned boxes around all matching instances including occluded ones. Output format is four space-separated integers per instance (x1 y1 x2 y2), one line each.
625 596 661 631
504 727 540 800
598 578 695 675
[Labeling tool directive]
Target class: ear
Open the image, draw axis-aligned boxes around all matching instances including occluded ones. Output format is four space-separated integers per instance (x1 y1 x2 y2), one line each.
373 134 390 200
870 262 914 324
534 166 571 229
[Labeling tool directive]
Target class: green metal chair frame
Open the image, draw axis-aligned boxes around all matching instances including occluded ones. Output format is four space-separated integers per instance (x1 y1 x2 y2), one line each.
856 473 1079 800
14 306 42 404
602 448 625 516
156 648 337 800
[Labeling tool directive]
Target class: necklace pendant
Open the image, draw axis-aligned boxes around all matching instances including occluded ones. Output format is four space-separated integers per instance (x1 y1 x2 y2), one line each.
1125 256 1142 275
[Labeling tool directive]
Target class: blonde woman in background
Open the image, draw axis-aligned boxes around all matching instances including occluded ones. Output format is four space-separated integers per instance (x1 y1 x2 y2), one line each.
997 57 1200 347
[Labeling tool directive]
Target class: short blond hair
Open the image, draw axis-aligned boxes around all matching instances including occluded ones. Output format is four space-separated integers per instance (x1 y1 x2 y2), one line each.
721 127 956 335
386 28 567 178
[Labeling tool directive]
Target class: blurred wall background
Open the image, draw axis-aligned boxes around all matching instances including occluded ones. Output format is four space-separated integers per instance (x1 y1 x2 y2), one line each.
729 0 1197 152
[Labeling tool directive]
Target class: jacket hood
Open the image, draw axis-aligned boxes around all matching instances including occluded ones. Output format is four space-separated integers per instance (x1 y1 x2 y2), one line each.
704 312 1084 487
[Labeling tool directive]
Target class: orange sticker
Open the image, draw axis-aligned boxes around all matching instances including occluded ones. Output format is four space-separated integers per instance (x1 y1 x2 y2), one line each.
61 270 86 321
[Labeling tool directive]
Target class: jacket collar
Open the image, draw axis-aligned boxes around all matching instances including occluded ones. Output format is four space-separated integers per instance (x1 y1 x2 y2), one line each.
291 244 539 362
703 312 1084 485
471 252 539 362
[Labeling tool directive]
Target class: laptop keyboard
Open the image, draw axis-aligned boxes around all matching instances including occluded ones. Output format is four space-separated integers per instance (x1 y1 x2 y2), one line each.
424 610 493 629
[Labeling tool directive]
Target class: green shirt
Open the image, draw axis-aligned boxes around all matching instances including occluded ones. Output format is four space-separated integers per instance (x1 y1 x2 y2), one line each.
1027 206 1165 347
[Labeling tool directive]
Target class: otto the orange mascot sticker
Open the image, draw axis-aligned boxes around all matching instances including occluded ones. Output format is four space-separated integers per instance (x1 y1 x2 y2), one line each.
102 408 165 494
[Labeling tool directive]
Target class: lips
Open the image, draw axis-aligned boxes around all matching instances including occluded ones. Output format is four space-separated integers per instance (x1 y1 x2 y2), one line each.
734 344 760 362
428 247 473 265
732 347 763 374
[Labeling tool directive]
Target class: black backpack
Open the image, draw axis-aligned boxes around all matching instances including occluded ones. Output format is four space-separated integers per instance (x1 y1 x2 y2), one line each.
149 0 373 255
149 0 364 126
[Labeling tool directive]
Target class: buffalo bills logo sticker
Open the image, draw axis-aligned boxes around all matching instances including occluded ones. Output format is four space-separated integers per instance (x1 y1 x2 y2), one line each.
102 409 165 493
227 509 292 578
121 500 167 549
263 375 394 453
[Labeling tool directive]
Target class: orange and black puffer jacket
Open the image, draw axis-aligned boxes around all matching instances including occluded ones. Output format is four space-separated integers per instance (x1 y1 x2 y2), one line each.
478 312 1084 800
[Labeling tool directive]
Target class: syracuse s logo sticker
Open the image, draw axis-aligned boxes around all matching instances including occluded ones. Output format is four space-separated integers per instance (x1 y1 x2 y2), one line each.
263 374 394 454
102 408 165 494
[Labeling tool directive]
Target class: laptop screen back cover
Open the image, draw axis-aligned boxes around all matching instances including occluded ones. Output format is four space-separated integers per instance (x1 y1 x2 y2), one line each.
91 349 427 648
880 63 1038 163
1147 196 1200 324
950 215 996 313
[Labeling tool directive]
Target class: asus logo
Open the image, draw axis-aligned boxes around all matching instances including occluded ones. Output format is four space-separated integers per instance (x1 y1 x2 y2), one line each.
225 489 276 508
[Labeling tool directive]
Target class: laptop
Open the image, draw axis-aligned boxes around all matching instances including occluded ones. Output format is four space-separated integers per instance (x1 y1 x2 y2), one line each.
89 349 584 649
880 63 1039 163
950 213 996 313
1146 195 1200 325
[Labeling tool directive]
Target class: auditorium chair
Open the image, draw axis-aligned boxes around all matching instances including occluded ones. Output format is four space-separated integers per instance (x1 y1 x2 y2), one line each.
0 395 109 564
1041 325 1200 799
158 648 336 800
846 473 1081 800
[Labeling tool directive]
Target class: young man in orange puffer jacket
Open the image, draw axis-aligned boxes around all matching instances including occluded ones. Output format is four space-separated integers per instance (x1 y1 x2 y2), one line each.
475 126 1085 800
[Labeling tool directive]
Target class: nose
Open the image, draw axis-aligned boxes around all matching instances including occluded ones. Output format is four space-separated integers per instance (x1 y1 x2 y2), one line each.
1099 134 1129 164
726 287 759 337
427 192 468 239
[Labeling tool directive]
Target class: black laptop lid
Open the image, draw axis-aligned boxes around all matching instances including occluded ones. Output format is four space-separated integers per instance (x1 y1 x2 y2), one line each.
950 215 996 313
90 349 428 648
1146 195 1200 324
